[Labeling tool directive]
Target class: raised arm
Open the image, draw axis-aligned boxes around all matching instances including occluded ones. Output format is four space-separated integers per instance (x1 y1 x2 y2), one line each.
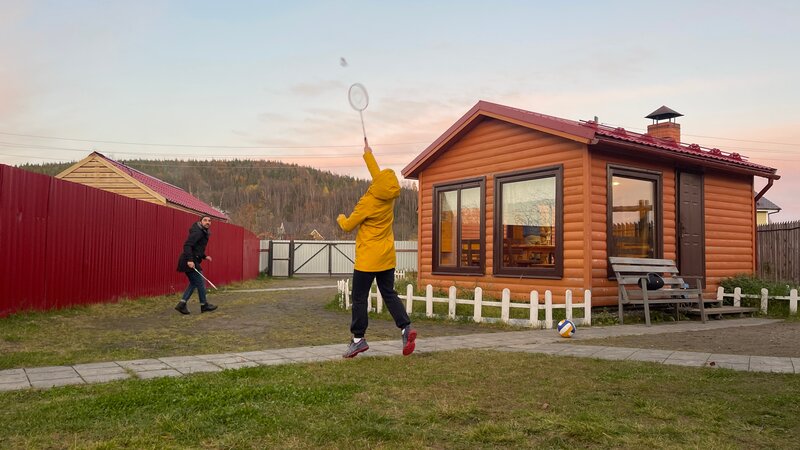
363 143 380 179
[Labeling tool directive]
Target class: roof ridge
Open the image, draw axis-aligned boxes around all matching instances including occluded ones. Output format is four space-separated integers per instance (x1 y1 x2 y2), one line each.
94 152 187 191
92 151 228 220
402 101 778 179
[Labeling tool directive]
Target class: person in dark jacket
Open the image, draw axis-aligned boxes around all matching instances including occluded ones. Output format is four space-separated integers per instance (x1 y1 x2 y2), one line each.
175 215 217 314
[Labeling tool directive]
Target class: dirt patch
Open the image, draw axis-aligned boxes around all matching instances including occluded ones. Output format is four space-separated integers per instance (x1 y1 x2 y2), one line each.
107 277 504 344
578 321 800 358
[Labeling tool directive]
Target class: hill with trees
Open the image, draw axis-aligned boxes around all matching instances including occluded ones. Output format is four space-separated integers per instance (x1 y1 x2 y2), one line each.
18 159 418 240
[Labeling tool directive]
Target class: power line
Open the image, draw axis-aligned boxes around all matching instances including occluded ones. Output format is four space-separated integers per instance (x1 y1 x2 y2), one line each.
4 124 796 148
0 142 418 159
604 122 799 147
681 133 796 146
0 151 407 169
3 125 798 165
0 130 429 149
2 123 796 155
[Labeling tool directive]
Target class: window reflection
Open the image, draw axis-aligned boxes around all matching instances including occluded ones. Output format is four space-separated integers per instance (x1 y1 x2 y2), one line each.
460 187 481 267
611 176 655 258
438 190 457 266
436 184 483 271
501 177 556 268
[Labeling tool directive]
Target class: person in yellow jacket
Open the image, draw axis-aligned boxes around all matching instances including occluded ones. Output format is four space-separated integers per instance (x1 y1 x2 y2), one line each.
337 142 416 358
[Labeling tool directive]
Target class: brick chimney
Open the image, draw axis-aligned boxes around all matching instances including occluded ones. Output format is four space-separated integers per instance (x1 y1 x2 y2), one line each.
645 106 683 143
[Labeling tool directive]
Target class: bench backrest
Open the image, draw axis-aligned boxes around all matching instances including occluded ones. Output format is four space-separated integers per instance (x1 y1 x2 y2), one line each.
608 257 688 297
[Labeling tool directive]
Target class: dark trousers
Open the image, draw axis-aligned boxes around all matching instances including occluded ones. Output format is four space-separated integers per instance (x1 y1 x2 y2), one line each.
351 268 410 338
182 268 207 304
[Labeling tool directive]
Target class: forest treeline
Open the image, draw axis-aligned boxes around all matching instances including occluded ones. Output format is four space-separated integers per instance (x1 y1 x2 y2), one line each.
18 159 419 240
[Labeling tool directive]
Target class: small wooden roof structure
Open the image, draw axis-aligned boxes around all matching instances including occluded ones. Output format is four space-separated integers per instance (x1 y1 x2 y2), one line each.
56 152 229 221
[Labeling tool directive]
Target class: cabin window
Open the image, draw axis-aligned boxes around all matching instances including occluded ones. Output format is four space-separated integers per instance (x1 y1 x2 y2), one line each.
607 166 662 262
493 166 563 278
433 178 485 274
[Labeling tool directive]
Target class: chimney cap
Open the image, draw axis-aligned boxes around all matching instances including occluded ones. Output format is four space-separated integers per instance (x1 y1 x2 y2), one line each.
646 105 683 121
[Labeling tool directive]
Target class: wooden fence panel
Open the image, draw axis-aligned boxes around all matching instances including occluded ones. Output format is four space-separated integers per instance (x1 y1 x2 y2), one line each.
757 220 800 284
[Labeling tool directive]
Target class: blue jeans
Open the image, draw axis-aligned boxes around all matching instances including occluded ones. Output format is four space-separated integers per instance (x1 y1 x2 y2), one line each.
182 268 207 304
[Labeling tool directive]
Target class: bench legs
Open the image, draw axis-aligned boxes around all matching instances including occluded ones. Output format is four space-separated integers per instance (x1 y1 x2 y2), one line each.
696 279 707 324
641 279 652 327
621 281 707 326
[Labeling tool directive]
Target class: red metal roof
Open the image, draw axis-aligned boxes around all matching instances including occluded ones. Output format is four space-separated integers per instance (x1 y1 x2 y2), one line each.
402 101 778 179
587 121 775 172
96 152 229 221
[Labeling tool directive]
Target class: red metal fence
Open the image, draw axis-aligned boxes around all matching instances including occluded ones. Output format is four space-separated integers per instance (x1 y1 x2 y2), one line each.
0 164 259 317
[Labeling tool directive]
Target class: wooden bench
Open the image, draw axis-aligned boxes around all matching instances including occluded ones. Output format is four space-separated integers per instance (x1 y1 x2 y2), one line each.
609 257 707 326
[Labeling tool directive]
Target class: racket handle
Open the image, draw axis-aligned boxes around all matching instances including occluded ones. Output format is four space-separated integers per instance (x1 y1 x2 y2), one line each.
359 110 367 144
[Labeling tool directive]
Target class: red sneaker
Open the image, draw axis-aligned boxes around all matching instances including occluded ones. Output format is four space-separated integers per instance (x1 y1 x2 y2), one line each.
402 326 417 356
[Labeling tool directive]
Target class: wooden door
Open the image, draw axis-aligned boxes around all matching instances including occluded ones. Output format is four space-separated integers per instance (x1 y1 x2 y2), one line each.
677 171 705 284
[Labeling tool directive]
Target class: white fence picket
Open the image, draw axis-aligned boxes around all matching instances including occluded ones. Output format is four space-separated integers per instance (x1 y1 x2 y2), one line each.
715 287 799 316
565 290 573 321
405 284 414 314
544 291 553 329
376 282 383 314
529 290 539 328
583 290 592 326
501 289 511 323
448 286 457 319
425 285 434 318
474 287 483 323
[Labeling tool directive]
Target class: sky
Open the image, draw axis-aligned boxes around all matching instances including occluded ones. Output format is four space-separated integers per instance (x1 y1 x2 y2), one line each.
2 1 799 220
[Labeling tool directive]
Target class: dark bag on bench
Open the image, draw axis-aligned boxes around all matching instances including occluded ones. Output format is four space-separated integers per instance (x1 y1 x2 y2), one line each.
643 273 665 290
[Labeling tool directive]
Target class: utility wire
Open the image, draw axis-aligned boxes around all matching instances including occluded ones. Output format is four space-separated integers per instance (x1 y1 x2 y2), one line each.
0 141 418 159
1 124 796 148
0 130 429 149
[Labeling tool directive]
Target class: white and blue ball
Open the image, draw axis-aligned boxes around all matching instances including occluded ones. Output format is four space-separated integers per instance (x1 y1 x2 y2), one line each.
557 319 576 338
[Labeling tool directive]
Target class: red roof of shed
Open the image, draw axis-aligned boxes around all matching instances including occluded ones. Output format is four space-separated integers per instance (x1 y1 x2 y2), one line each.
96 152 229 221
402 101 779 180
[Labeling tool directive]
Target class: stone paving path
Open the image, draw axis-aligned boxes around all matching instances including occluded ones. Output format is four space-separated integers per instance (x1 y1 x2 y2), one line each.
1 318 796 392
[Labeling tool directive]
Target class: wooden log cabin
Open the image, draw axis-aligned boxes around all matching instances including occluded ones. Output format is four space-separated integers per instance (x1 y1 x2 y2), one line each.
56 152 228 221
401 102 779 306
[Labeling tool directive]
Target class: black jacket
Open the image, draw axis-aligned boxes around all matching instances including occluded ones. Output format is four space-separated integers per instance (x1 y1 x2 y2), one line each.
176 222 210 272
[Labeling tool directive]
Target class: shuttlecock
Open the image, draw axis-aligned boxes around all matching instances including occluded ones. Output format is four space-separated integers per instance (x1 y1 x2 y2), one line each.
339 57 348 67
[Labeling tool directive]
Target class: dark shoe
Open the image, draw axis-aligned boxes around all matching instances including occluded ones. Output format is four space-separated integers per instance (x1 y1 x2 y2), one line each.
200 303 218 313
402 325 417 356
175 302 190 315
342 338 369 358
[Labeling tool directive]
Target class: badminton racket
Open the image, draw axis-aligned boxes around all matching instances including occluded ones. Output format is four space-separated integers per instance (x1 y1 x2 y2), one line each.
194 267 218 290
348 83 369 145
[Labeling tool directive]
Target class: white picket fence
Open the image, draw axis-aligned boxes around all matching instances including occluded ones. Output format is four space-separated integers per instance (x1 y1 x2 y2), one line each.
716 287 799 315
337 280 591 329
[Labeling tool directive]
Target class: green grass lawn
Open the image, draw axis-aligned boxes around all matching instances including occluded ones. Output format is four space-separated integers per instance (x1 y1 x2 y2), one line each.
1 350 798 449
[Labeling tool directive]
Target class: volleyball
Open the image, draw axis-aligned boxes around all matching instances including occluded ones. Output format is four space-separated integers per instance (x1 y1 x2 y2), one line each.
557 319 576 338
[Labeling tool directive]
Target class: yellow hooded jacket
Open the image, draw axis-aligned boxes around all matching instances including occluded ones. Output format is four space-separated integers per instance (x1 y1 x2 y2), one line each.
337 151 401 272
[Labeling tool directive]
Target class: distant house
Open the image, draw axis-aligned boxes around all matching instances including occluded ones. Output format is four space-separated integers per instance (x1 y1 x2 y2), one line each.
756 196 781 225
401 101 780 305
308 229 325 240
56 152 228 221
